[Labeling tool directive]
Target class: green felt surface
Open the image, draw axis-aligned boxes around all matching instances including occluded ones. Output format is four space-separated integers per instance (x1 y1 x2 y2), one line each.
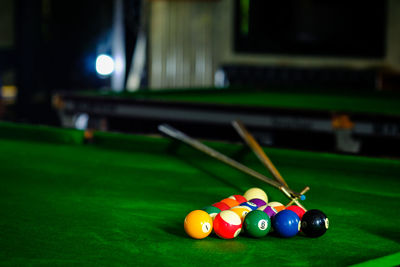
85 87 400 116
0 122 399 266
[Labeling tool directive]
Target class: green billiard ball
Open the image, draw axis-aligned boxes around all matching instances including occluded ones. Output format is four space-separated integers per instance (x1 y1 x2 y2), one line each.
202 206 221 220
244 210 271 238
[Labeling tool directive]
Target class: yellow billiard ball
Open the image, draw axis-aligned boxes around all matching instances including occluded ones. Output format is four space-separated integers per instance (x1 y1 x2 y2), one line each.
184 210 213 239
230 205 252 222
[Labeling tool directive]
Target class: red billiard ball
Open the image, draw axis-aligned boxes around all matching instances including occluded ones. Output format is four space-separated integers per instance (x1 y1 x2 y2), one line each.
213 210 242 239
286 205 306 220
212 202 230 211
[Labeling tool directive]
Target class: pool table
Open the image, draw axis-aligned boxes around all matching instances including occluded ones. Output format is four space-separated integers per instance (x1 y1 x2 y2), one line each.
54 87 400 155
1 122 399 266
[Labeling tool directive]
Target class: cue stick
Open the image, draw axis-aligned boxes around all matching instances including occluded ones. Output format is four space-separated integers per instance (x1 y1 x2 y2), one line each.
158 124 301 200
285 186 310 208
232 120 289 187
232 120 308 210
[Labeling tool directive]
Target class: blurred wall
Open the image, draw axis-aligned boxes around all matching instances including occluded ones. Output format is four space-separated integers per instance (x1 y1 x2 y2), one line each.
0 0 14 48
149 0 227 89
148 0 400 89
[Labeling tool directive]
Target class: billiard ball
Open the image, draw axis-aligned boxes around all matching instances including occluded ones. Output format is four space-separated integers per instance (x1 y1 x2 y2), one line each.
184 210 213 239
230 205 252 222
244 210 271 238
257 204 278 218
213 210 242 239
240 201 258 211
228 194 247 204
268 201 285 212
286 205 306 220
212 202 230 211
301 209 329 238
272 210 300 238
220 198 240 208
202 206 221 220
243 188 268 203
249 198 267 207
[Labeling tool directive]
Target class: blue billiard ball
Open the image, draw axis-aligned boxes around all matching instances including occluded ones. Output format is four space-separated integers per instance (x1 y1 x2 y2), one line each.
240 201 258 211
272 210 300 238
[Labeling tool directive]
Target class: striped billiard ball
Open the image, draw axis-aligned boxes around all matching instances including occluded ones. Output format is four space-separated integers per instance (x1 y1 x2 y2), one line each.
249 198 267 208
240 201 258 211
258 204 278 218
230 205 252 222
243 188 268 203
214 210 242 239
268 201 285 212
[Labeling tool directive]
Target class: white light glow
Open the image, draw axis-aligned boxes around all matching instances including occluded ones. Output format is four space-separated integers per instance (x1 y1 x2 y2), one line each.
96 54 115 76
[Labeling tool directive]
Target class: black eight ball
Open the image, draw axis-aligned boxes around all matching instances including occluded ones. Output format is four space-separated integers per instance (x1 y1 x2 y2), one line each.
301 209 329 238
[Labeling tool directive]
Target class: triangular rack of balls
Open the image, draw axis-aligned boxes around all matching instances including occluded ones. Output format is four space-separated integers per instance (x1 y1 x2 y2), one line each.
184 187 329 239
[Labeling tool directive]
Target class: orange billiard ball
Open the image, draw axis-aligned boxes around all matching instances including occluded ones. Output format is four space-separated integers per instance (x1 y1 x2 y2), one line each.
268 201 285 212
220 198 240 208
228 194 247 204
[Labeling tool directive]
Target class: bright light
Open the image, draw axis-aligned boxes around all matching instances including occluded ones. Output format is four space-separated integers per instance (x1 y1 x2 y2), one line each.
74 113 89 130
96 54 115 76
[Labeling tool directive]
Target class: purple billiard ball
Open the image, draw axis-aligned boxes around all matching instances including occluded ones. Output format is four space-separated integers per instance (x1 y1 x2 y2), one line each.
249 198 267 208
272 210 300 238
258 205 278 218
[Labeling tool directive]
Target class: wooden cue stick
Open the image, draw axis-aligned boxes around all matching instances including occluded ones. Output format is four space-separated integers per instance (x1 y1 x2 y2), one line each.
286 186 310 208
232 120 289 187
158 124 300 199
232 120 308 210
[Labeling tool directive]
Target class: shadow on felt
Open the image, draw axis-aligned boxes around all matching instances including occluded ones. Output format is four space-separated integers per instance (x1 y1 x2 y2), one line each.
165 141 248 193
